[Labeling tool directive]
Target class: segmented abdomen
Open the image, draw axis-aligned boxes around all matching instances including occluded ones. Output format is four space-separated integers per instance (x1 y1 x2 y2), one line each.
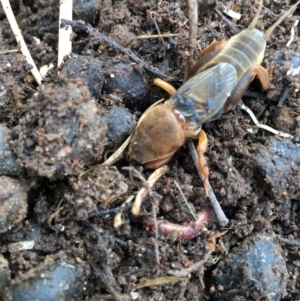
212 28 266 79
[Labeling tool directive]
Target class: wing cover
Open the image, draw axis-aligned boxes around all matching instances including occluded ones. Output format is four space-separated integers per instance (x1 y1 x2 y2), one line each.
171 62 237 132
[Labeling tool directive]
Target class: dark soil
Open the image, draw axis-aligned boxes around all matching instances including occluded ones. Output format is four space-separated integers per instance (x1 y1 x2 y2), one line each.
0 0 300 300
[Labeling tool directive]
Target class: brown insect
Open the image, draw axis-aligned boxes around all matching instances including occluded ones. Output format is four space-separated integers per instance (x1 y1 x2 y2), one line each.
126 0 300 193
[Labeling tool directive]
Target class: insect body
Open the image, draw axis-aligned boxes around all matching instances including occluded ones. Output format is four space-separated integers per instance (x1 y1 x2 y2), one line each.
127 63 237 191
126 0 300 193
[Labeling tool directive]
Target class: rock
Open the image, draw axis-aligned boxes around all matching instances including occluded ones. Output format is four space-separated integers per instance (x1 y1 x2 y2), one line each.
0 176 27 233
3 258 83 301
211 232 287 301
254 138 300 201
104 106 136 149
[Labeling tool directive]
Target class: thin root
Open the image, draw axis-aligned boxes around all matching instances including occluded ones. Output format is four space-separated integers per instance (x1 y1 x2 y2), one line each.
113 195 135 228
240 103 294 139
132 165 169 216
1 0 43 85
286 19 299 47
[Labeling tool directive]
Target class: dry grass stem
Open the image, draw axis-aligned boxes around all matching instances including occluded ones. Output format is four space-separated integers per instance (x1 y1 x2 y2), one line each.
58 0 73 68
132 165 169 216
0 49 18 54
1 0 43 85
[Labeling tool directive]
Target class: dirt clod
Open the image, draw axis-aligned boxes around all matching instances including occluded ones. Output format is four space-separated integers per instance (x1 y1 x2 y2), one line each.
0 176 27 233
211 232 288 301
254 138 300 201
2 257 84 301
63 56 105 98
10 77 106 179
0 124 22 176
73 0 101 25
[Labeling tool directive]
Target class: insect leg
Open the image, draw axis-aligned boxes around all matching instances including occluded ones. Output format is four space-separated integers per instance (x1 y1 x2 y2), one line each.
224 64 270 112
196 129 209 196
153 78 177 97
188 40 227 78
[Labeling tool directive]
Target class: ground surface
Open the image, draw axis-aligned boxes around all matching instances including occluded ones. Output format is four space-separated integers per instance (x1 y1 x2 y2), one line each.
0 0 299 300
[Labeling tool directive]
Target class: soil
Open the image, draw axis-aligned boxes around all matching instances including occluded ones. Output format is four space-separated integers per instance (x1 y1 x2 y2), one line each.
0 0 300 300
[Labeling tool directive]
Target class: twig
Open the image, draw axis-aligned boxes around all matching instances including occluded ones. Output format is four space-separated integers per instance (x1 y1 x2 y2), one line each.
239 103 294 138
152 18 166 48
277 235 300 247
215 8 240 34
113 195 134 228
1 0 43 85
187 139 229 225
83 221 110 264
60 19 181 82
135 33 180 39
89 204 131 218
87 258 124 301
0 49 18 54
277 86 290 107
186 0 198 78
58 0 73 68
167 253 211 277
128 165 169 216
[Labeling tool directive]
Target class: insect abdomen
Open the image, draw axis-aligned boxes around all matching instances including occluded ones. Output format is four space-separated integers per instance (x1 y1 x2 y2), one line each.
213 29 266 79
